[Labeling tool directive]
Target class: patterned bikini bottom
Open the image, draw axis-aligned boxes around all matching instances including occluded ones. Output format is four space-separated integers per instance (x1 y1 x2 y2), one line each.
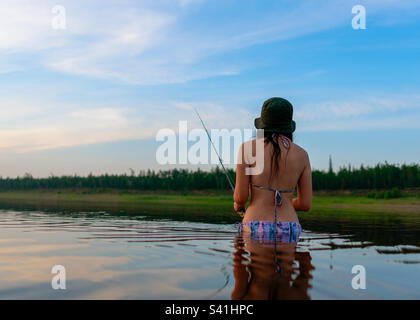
237 221 302 243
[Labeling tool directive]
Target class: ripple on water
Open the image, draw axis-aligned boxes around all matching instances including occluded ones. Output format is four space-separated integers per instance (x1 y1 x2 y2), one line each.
0 209 419 299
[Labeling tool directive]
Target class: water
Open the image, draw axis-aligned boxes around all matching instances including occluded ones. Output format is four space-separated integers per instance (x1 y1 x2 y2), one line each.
0 209 419 299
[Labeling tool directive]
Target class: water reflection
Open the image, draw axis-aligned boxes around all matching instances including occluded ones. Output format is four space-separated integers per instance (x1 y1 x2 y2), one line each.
232 234 314 300
0 209 418 299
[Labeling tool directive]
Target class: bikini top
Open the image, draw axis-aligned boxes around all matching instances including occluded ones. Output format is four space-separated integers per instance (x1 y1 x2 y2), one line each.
251 133 295 220
251 184 294 207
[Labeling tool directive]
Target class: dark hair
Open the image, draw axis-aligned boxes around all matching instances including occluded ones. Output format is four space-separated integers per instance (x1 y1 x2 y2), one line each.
264 131 293 183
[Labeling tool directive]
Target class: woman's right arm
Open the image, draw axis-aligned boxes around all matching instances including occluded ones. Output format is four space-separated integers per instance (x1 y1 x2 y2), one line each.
293 152 312 212
233 143 250 212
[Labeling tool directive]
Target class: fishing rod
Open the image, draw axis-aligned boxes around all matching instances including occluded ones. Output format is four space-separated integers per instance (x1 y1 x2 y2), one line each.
194 108 245 216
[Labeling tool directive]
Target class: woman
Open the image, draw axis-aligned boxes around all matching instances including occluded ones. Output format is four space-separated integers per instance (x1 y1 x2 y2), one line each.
234 97 312 240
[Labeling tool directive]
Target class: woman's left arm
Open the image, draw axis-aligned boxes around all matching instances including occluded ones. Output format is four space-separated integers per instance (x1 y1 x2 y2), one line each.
234 143 250 212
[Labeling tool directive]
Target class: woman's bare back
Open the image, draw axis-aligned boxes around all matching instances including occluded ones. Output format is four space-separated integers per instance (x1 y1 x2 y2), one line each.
237 136 312 223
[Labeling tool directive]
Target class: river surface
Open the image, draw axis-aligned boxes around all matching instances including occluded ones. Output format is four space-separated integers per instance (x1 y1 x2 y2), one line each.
0 209 419 299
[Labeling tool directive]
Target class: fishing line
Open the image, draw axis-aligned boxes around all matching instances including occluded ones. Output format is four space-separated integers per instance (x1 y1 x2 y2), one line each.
194 108 245 217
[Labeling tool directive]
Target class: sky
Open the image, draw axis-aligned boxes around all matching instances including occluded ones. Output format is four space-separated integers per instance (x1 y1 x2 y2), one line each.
0 0 419 177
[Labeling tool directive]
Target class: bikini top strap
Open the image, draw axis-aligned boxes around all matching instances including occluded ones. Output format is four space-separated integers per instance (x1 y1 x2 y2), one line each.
252 184 294 193
272 133 291 149
252 184 294 206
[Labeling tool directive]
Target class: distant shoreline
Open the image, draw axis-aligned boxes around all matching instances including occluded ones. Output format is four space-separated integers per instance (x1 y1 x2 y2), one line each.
0 187 418 195
1 163 418 193
0 189 418 224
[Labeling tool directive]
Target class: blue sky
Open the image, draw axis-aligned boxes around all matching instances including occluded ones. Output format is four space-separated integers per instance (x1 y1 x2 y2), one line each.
0 0 419 177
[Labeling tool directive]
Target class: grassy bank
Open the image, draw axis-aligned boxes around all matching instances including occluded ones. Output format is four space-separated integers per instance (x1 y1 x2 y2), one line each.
0 189 419 224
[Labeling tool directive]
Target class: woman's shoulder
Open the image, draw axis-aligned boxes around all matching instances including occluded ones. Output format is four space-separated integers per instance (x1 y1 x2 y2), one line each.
291 141 307 153
291 142 310 160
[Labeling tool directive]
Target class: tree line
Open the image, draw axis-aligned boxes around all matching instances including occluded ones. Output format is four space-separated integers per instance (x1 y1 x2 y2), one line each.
0 163 418 191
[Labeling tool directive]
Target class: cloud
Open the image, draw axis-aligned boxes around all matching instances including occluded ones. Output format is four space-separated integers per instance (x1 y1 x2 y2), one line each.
1 92 418 153
0 64 23 74
69 108 132 127
0 97 143 152
0 0 233 84
176 0 203 7
1 0 419 85
0 1 419 155
0 96 254 152
295 94 420 132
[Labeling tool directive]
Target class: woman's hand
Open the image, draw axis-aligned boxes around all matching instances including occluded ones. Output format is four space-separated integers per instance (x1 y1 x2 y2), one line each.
293 197 311 212
234 202 245 213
